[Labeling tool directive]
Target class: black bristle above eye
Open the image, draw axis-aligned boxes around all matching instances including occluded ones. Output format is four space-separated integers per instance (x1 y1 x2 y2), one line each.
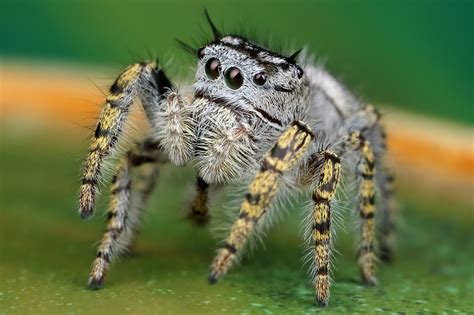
176 39 196 56
288 48 303 63
204 9 221 40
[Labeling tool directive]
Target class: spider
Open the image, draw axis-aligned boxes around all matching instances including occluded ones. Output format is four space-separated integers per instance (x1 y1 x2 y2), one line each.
77 11 396 306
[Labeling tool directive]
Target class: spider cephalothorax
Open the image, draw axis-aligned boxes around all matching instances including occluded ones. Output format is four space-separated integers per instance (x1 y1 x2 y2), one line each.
78 11 396 307
164 34 311 183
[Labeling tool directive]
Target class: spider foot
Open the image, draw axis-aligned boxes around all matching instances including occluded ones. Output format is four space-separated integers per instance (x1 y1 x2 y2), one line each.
208 272 219 285
316 275 330 307
362 273 378 286
88 257 108 290
187 211 211 226
380 245 394 263
88 276 105 290
317 298 329 307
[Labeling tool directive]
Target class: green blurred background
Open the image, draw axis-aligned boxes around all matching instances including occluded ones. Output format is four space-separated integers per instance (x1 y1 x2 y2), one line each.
1 1 473 314
1 0 473 124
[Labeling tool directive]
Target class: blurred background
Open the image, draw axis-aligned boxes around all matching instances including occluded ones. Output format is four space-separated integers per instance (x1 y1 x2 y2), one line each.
1 1 473 314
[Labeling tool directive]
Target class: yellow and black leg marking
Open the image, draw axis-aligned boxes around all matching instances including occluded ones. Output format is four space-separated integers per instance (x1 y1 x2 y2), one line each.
88 155 132 289
312 151 341 307
187 176 211 226
88 140 161 289
79 62 171 219
376 123 396 262
379 167 396 262
208 121 314 284
345 131 378 285
114 139 163 253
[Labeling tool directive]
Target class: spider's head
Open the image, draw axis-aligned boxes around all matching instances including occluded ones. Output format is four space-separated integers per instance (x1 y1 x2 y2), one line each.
193 34 310 128
183 12 311 183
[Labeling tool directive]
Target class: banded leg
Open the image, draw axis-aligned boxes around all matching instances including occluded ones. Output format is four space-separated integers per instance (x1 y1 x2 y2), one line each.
375 121 396 261
187 176 211 225
209 121 314 283
379 167 396 262
345 131 378 285
79 62 171 219
88 141 162 289
115 164 159 255
312 151 341 306
114 139 163 253
89 155 132 289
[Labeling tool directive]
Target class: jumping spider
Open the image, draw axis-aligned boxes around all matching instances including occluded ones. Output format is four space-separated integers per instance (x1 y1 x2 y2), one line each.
78 12 396 306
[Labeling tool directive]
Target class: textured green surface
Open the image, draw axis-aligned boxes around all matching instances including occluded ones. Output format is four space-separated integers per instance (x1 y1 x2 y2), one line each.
0 130 473 314
1 0 473 125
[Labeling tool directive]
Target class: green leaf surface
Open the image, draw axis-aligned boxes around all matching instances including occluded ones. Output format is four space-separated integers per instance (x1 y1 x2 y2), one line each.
0 130 473 314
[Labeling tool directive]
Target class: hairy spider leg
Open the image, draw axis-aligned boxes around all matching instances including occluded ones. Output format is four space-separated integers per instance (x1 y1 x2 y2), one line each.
345 131 378 285
312 151 341 306
379 163 396 262
187 176 211 225
208 121 314 283
89 154 131 289
79 62 171 219
89 143 161 289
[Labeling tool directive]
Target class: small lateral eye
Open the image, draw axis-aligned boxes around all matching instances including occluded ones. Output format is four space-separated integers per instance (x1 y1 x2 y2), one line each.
225 67 244 90
253 72 267 86
296 66 303 79
205 58 221 80
197 47 205 59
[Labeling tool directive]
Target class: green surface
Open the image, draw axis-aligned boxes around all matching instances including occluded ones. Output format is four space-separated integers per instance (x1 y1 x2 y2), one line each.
1 0 473 125
0 130 473 314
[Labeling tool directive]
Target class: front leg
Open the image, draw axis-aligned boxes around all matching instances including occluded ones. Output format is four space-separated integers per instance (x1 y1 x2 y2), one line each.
208 121 314 283
79 61 171 219
311 151 341 306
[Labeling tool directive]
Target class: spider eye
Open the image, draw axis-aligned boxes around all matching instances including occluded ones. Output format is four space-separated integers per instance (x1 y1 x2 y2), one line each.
205 58 221 79
296 66 304 79
253 72 267 86
197 47 205 59
225 67 244 90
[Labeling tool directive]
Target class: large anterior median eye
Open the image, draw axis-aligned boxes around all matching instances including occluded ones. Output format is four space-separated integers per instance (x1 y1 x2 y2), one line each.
205 58 221 79
225 67 244 90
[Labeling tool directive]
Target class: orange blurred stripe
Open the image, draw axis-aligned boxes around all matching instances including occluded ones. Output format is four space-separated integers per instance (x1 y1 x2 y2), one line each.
390 131 473 180
1 62 473 197
1 64 103 124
